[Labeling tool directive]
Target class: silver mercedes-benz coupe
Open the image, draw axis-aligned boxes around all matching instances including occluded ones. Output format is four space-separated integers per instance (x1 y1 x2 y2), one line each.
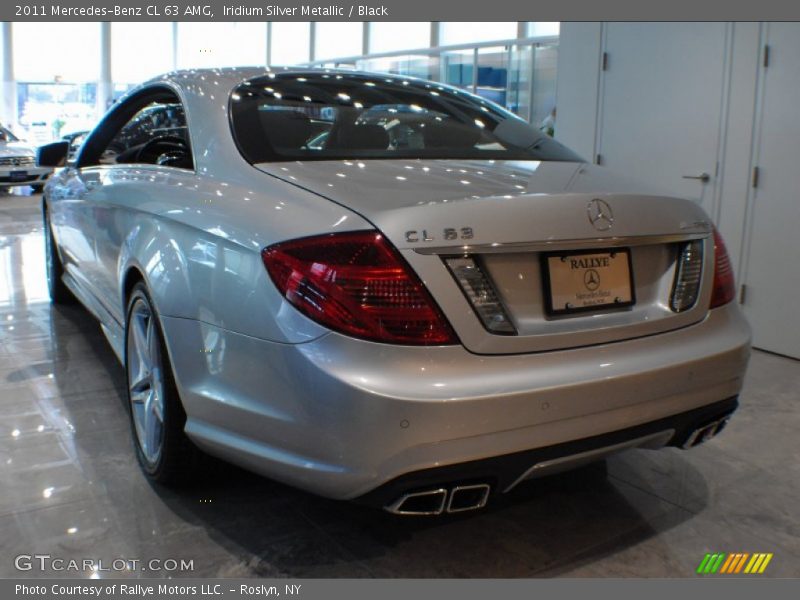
37 68 751 515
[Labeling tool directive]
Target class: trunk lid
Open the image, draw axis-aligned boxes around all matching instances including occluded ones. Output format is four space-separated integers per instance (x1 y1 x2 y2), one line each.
256 159 714 354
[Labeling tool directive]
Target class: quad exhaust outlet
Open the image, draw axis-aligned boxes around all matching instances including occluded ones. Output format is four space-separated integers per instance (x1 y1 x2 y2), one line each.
384 416 733 515
385 484 491 516
682 416 730 449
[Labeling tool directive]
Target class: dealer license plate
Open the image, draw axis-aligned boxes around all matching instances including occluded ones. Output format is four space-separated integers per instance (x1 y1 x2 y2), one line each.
542 249 635 315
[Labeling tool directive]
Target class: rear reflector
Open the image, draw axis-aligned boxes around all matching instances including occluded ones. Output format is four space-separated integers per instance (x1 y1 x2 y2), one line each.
710 228 736 309
670 240 704 312
444 257 516 334
262 231 458 345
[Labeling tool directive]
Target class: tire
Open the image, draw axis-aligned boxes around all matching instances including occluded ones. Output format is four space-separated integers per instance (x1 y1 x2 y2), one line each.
125 282 198 484
43 205 75 304
31 184 44 193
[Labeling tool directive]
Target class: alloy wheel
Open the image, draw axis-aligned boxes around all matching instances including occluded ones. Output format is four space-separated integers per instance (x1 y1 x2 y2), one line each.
126 297 166 466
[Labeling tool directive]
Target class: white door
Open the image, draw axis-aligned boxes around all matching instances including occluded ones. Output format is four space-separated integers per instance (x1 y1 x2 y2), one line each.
741 23 800 359
596 23 729 212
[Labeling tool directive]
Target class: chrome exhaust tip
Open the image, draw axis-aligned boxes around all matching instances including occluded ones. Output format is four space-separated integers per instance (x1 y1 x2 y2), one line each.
682 416 730 449
384 488 448 516
446 483 491 513
384 483 493 515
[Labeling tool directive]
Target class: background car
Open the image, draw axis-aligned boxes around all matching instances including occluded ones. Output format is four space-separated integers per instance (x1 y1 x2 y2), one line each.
0 124 53 192
37 68 750 515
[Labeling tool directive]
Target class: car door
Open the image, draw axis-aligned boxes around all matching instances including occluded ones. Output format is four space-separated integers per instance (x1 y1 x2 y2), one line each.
51 88 193 326
80 98 195 325
47 164 103 303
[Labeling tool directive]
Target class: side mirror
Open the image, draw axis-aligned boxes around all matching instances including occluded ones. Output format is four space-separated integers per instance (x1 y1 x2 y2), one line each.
36 141 69 168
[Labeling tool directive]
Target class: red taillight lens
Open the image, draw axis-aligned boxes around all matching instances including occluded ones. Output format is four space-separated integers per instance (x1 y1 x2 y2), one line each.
262 231 458 345
710 228 736 309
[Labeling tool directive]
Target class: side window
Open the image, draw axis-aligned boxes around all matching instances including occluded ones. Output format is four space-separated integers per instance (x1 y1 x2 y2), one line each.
99 102 193 169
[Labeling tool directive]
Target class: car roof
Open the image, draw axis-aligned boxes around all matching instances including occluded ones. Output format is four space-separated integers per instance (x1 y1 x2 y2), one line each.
144 66 446 93
151 66 349 83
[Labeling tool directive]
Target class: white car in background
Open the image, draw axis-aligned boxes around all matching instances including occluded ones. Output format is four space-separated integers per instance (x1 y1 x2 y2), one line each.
0 125 52 192
37 68 751 515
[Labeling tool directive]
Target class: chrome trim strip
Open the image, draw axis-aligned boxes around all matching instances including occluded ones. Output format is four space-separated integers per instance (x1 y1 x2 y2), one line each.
412 232 711 255
503 429 675 493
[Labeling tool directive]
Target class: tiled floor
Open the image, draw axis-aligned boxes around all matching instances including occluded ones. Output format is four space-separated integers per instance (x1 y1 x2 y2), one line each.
1 189 798 578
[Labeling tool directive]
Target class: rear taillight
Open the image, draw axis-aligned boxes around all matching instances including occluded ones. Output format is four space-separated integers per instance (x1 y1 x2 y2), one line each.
670 239 704 312
261 231 458 345
444 257 516 334
710 228 736 309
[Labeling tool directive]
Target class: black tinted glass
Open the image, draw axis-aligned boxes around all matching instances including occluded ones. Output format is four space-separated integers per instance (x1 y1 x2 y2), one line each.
230 73 582 163
100 102 193 169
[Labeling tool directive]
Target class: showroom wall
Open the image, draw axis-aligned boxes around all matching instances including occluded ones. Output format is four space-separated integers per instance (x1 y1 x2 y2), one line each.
555 22 800 358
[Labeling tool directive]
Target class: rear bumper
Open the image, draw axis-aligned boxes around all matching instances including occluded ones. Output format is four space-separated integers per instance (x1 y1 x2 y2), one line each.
357 395 738 509
160 302 751 500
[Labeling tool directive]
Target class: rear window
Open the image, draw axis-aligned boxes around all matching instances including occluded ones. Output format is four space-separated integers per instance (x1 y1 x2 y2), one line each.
229 73 582 163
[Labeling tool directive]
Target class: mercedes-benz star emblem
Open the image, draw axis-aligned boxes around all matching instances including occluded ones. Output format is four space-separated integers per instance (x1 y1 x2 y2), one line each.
584 269 600 291
587 198 614 232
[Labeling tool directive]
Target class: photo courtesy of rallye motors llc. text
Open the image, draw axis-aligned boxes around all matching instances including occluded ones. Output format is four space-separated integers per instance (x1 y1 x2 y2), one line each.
16 584 302 597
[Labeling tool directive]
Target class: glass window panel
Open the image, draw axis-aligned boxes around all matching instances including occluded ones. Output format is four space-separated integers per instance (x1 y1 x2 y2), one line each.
112 23 174 84
315 23 362 61
103 100 190 168
369 22 431 53
439 22 517 46
16 82 97 143
532 44 559 132
177 23 266 69
229 73 581 163
14 23 100 82
476 46 509 108
508 45 533 121
271 23 310 66
356 55 438 81
527 22 560 38
440 49 475 91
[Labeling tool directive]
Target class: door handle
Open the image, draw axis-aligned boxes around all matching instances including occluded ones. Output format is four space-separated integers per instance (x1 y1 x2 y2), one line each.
682 173 710 183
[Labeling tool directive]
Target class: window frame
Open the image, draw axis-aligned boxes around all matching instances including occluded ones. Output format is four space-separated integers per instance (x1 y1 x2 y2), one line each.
76 84 196 172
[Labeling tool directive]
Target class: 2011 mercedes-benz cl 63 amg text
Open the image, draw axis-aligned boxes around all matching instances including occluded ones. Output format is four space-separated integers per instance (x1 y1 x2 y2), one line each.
37 68 750 515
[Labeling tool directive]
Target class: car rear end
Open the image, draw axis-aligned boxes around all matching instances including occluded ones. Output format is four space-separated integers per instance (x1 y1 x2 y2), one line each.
177 70 751 513
246 191 748 514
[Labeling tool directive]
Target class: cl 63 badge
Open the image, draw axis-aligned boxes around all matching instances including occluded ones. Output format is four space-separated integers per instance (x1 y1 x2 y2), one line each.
405 227 475 243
